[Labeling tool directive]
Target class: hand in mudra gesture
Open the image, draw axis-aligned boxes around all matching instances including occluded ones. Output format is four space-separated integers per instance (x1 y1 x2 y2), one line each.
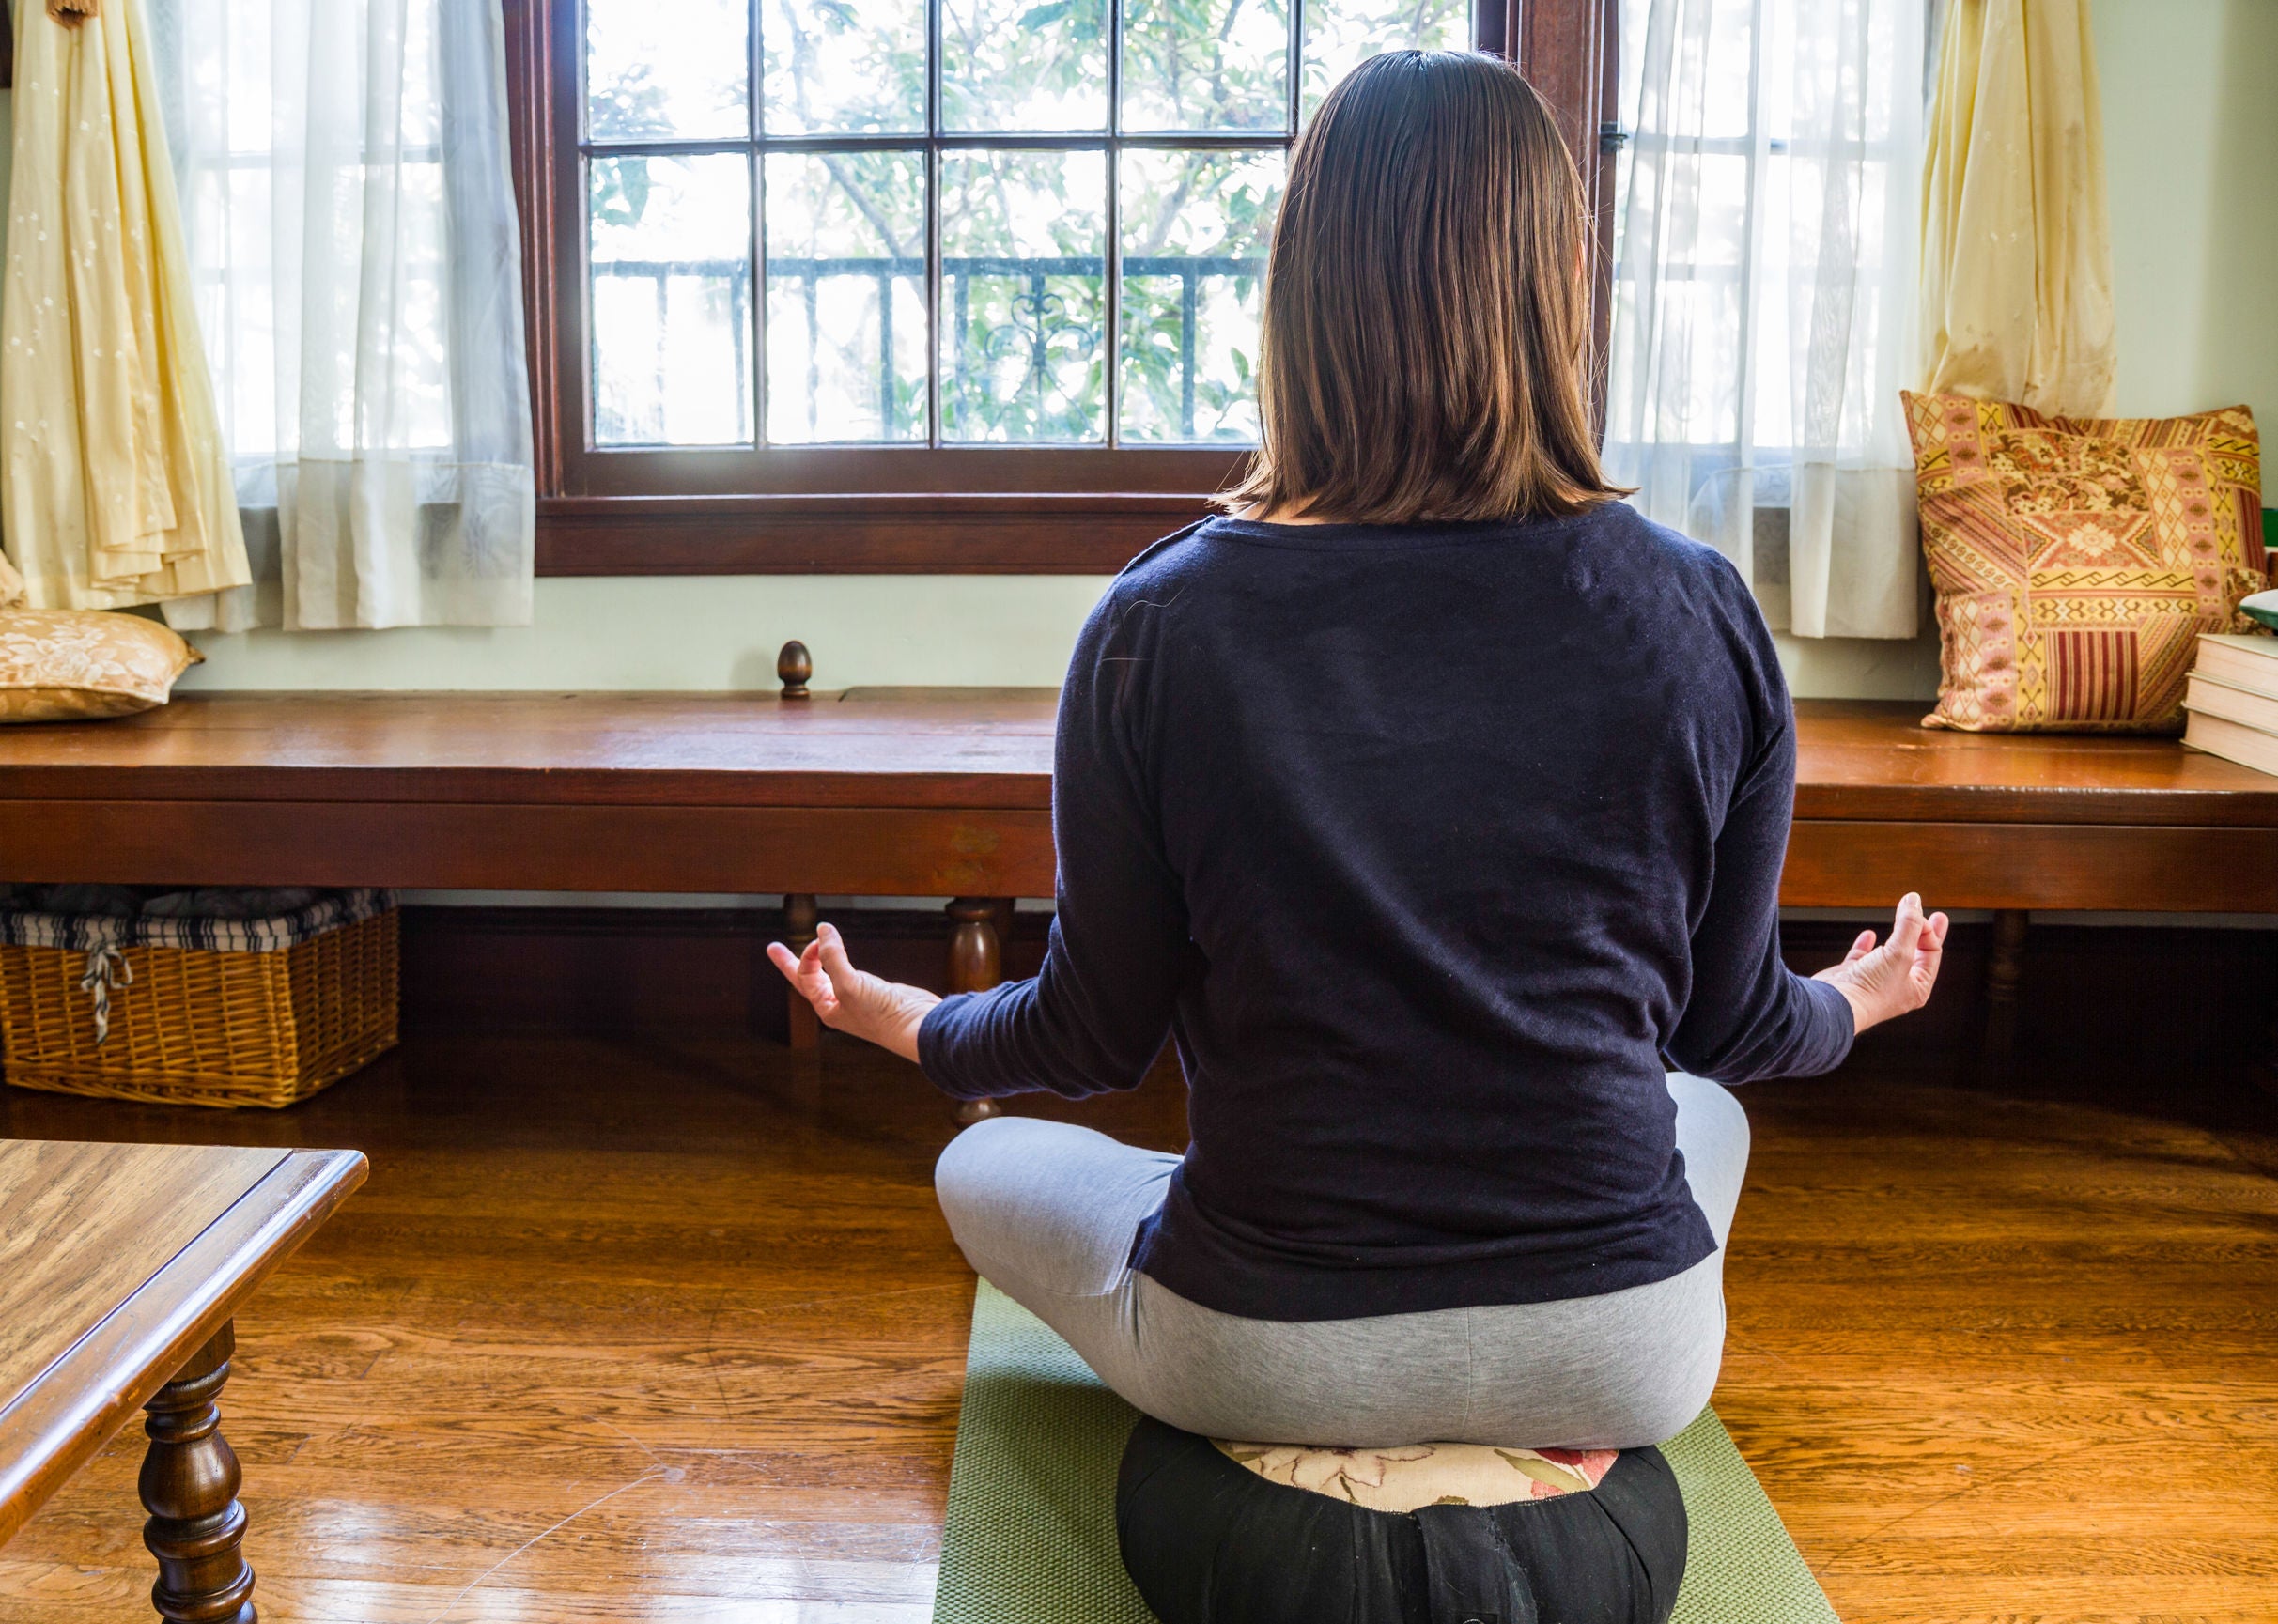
767 920 939 1064
1812 892 1949 1034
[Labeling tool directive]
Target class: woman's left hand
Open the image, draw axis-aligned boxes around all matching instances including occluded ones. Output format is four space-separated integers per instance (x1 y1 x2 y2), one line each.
1811 892 1949 1035
767 920 940 1063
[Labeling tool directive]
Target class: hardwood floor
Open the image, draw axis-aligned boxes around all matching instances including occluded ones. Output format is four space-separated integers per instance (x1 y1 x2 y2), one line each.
2 1035 2272 1623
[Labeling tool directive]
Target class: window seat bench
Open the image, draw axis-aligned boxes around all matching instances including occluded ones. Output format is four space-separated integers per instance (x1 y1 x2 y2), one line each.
1 688 2271 1064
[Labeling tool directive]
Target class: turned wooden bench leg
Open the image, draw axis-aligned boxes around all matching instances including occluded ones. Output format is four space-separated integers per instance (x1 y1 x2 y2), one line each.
1981 908 2028 1068
947 898 1008 1124
782 892 821 1051
141 1321 255 1624
774 643 823 1057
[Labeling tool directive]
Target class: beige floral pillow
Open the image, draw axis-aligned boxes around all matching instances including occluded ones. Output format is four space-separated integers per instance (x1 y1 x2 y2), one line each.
1902 393 2265 732
1213 1438 1618 1511
0 610 202 722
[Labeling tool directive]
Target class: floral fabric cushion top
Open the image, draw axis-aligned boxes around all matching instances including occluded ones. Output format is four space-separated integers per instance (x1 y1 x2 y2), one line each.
1902 393 2265 733
1214 1438 1619 1512
0 608 202 722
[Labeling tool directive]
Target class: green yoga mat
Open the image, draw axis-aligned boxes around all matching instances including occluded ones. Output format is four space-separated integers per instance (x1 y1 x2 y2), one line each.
936 1281 1838 1624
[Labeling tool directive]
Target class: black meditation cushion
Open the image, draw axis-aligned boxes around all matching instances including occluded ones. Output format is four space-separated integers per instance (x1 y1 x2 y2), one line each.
1116 1416 1686 1624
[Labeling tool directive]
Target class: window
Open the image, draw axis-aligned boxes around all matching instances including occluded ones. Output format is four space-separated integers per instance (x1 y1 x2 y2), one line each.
574 1 1472 452
505 0 1613 569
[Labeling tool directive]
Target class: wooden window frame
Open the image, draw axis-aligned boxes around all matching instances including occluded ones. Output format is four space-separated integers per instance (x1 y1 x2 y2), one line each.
504 0 1615 575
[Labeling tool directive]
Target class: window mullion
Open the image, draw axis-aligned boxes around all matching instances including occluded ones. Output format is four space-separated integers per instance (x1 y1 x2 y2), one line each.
1288 0 1305 133
581 138 761 159
1106 0 1124 448
926 0 944 448
751 0 767 447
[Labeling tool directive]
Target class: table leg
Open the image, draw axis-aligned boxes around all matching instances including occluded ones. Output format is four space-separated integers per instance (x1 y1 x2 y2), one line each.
141 1320 255 1624
947 898 1008 1124
783 893 821 1051
1981 908 2028 1069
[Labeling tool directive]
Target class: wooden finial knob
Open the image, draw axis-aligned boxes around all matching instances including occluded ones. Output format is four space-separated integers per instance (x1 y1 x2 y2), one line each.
777 640 812 700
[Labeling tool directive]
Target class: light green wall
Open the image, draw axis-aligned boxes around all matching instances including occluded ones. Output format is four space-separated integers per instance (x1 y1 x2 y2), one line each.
173 574 1114 691
16 0 2274 700
169 571 1955 696
2094 0 2278 431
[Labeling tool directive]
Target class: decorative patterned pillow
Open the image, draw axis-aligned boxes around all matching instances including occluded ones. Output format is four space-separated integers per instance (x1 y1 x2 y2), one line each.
0 609 202 722
1213 1437 1618 1511
1901 393 2265 733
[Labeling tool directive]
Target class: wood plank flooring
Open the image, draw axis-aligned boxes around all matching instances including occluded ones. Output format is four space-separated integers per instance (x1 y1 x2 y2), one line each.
1 1035 2272 1623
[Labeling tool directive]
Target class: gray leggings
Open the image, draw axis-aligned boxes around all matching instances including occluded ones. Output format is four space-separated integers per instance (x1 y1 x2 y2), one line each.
935 1073 1748 1450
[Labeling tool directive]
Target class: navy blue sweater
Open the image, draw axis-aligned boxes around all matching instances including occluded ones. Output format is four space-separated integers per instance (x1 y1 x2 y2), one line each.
919 506 1854 1321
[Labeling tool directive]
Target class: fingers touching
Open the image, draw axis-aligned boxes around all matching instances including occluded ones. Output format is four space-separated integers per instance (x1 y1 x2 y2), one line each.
1888 892 1926 955
1884 893 1950 996
815 920 860 983
763 918 939 1065
1813 892 1951 1034
767 932 842 1021
1910 902 1950 993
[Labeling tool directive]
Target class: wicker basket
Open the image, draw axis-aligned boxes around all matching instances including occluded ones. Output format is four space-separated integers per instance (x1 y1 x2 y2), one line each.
0 890 398 1108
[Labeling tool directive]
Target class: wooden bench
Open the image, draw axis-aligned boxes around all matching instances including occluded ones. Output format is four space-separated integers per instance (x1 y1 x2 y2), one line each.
1 675 2272 1066
1786 702 2278 1055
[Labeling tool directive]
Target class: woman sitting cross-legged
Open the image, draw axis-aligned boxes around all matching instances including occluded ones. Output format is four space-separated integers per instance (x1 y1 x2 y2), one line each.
771 49 1946 1454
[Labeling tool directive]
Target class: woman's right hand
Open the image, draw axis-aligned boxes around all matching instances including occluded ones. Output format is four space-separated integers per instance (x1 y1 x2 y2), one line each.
1811 893 1949 1035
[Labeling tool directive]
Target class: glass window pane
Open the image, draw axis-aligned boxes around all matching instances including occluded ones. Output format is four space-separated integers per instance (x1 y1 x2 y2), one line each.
1119 149 1281 443
590 154 754 446
1123 0 1292 132
940 151 1107 443
1301 0 1470 119
1691 152 1752 268
765 152 927 443
586 0 749 142
761 0 927 134
941 0 1109 132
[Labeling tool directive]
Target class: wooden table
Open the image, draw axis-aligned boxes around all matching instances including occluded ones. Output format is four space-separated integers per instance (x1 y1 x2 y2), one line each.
1 688 2274 1064
1 688 2273 907
1785 699 2278 910
0 688 1058 898
0 1140 366 1621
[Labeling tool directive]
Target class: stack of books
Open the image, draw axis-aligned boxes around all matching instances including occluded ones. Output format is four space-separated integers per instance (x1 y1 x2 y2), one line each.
2182 634 2278 774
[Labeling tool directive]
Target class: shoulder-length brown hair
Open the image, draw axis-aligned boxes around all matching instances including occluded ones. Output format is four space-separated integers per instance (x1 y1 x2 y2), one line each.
1225 51 1620 524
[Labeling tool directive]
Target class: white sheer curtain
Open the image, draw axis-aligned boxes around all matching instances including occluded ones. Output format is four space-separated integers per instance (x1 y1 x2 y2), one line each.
150 0 535 632
1605 0 1926 640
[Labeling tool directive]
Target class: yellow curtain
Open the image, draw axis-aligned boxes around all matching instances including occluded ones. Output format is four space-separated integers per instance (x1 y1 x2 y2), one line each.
0 0 248 610
1918 0 2116 417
